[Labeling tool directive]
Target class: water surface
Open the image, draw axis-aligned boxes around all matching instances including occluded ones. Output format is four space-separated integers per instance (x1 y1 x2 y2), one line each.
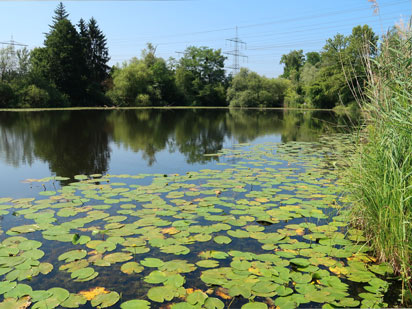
1 109 391 309
0 109 351 197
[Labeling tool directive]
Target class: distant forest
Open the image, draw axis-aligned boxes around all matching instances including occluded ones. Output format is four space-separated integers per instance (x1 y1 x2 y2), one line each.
0 3 379 109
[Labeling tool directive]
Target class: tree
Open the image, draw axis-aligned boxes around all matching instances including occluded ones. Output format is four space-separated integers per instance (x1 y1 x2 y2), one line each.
305 52 321 66
108 44 176 106
0 46 16 81
31 18 87 105
0 45 30 81
49 2 69 31
300 62 319 87
345 25 378 98
175 46 227 106
16 48 30 76
227 68 290 107
0 82 14 107
84 17 110 84
280 50 305 80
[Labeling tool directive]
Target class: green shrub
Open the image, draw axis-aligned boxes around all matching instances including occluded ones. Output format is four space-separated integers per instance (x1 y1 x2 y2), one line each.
227 68 290 107
0 82 15 107
18 85 50 108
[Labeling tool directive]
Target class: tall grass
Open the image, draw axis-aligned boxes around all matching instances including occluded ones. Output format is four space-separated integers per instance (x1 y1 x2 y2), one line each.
349 20 412 303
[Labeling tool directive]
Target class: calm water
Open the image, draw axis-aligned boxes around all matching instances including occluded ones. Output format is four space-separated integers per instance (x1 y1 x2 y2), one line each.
0 109 352 198
1 109 399 309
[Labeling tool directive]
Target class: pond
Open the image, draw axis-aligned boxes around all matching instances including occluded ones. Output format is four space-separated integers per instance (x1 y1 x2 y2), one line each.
0 109 396 308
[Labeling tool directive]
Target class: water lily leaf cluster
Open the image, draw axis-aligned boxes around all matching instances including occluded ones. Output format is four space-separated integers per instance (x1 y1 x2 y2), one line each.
0 134 394 308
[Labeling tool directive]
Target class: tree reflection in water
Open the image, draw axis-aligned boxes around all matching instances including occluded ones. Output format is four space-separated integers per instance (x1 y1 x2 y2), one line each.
0 109 356 178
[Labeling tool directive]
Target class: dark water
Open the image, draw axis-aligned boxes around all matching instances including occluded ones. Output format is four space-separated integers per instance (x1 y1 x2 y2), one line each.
3 109 398 309
0 109 353 198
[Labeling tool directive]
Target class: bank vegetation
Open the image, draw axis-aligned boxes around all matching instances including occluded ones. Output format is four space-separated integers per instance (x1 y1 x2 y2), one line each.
0 3 377 111
348 19 412 305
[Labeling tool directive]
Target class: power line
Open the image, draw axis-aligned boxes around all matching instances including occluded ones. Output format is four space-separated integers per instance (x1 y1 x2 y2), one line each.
109 0 409 43
224 27 247 75
110 11 401 50
0 39 28 48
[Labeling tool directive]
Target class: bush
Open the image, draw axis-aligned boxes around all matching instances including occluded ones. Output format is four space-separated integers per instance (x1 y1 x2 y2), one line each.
227 68 290 108
0 82 15 107
18 85 50 108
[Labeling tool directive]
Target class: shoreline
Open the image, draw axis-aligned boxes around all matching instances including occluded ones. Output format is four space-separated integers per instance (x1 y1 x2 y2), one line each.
0 106 335 112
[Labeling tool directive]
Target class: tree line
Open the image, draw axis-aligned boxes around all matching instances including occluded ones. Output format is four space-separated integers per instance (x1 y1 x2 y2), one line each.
0 3 378 109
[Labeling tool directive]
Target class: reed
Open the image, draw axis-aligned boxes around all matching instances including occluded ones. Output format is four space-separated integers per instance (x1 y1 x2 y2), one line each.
348 19 412 304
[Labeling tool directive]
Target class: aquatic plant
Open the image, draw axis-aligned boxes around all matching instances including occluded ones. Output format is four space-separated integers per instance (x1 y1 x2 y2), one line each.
0 137 396 308
348 19 412 304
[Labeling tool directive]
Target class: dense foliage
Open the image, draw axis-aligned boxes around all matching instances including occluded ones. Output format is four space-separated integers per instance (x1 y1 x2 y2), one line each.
227 68 290 107
349 24 412 304
108 44 177 106
0 3 377 109
0 3 110 107
281 25 378 109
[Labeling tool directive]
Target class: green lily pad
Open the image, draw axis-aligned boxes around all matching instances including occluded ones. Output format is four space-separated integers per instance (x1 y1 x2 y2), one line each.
204 297 224 309
71 267 95 280
103 252 133 263
120 299 151 309
91 291 120 308
187 291 208 305
241 302 268 309
147 286 176 303
214 235 232 244
196 260 219 268
121 262 144 274
144 270 168 284
290 258 310 267
60 294 87 308
141 258 164 268
58 250 87 263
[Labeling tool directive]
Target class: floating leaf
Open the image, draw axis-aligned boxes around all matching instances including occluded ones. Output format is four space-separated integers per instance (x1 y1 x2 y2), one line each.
103 252 132 264
60 294 87 308
241 302 268 309
121 262 143 275
196 260 219 268
58 250 87 263
120 299 151 309
213 236 231 244
91 291 120 308
141 258 164 268
204 297 225 309
144 270 168 284
187 291 208 306
290 258 310 267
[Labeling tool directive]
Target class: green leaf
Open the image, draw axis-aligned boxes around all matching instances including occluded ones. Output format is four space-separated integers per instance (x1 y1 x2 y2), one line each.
187 291 208 306
91 291 120 308
290 258 310 267
121 262 144 274
144 270 168 284
141 258 164 268
70 267 95 280
103 252 132 263
241 302 268 309
204 297 224 309
214 235 232 244
196 260 219 268
60 294 87 308
58 250 87 263
121 299 151 309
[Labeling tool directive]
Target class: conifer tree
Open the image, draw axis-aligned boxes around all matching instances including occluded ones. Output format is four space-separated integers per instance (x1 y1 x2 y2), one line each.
86 17 110 84
49 2 69 31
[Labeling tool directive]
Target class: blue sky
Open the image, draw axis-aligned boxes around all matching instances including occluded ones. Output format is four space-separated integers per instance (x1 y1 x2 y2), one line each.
0 0 410 77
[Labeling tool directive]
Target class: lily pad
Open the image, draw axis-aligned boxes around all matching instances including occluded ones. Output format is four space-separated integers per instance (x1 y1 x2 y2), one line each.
120 299 151 309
